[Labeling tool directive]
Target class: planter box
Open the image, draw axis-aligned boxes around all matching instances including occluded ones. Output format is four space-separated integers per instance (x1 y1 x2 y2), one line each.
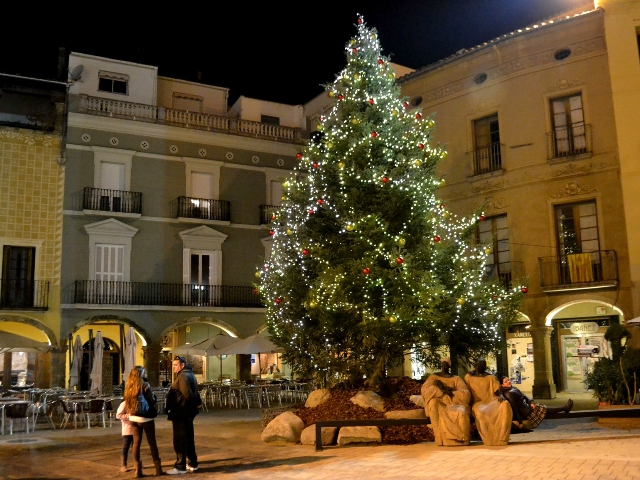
598 403 640 427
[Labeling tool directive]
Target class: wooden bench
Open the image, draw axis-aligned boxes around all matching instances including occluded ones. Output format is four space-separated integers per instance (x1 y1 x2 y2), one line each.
314 407 640 451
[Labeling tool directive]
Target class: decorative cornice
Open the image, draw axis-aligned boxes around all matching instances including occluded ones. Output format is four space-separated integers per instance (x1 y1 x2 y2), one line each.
552 160 611 176
67 113 298 156
551 181 598 198
483 196 510 213
0 127 61 148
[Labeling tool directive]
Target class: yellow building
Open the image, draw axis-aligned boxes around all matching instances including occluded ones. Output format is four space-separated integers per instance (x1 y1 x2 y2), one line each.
0 73 67 389
398 0 640 397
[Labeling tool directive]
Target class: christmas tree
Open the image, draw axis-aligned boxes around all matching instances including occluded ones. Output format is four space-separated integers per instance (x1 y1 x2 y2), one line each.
258 15 525 387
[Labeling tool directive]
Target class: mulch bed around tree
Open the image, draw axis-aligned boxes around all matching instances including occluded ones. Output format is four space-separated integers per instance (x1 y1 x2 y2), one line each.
287 376 435 444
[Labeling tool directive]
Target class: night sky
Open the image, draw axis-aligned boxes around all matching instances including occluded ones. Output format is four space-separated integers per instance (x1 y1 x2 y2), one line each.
2 0 590 105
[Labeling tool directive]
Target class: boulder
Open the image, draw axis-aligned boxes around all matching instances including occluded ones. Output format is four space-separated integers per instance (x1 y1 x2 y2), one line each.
300 424 338 446
337 426 382 445
350 391 385 412
261 411 305 443
305 388 331 408
384 408 426 419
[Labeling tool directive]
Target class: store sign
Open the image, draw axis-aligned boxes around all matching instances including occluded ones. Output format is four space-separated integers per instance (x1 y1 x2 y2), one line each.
570 322 599 334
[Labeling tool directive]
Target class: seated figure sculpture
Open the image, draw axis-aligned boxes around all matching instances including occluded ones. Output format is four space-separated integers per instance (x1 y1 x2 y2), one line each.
421 358 472 446
464 359 512 446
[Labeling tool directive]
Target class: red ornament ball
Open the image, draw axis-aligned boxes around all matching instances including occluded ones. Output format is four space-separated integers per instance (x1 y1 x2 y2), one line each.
302 249 309 256
271 214 276 220
313 162 319 169
363 267 370 275
371 132 378 138
396 257 404 265
296 153 302 160
253 288 259 295
338 94 344 101
358 17 363 24
269 229 275 236
307 209 314 215
433 235 441 243
352 48 358 54
382 176 389 184
440 203 446 209
521 286 529 294
479 214 486 221
275 298 282 304
403 101 410 108
378 59 384 65
368 98 375 105
317 198 325 205
492 294 498 300
415 113 422 119
418 143 425 150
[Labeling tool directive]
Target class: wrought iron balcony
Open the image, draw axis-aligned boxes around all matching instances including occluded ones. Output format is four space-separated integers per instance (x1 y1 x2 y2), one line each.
83 187 142 214
538 250 618 292
75 94 303 144
469 142 503 175
73 281 263 308
0 279 49 309
259 204 282 225
547 123 592 160
177 196 231 221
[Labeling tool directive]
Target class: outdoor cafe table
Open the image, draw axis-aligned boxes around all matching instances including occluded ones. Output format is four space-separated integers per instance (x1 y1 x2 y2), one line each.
0 399 32 435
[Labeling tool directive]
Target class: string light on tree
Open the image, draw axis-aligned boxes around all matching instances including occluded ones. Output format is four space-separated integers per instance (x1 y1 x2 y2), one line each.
258 14 525 387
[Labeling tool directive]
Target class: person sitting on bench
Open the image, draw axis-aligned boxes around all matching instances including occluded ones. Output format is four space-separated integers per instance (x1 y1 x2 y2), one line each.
498 375 573 431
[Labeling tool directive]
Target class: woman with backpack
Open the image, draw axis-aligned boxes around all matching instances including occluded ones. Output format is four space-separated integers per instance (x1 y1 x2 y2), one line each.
124 366 163 477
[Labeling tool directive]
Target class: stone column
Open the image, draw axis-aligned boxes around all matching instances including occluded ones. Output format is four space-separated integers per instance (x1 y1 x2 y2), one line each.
143 340 162 388
49 349 67 388
531 325 557 399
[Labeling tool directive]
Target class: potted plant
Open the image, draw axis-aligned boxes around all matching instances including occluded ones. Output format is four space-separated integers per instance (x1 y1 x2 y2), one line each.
585 323 639 406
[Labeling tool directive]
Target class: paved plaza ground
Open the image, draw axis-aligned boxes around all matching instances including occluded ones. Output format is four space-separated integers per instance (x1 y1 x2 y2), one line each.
2 392 640 479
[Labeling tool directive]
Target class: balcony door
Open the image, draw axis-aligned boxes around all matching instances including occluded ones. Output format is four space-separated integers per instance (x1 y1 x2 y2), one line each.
191 172 214 218
190 251 215 306
1 246 35 308
551 93 585 157
99 162 125 212
94 244 125 302
555 201 600 284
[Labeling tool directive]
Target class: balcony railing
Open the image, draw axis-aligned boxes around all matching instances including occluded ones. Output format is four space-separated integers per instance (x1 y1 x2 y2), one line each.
538 250 618 291
470 142 503 175
73 281 263 308
83 187 142 214
76 95 303 144
177 196 231 221
259 204 282 225
0 279 49 309
547 123 592 160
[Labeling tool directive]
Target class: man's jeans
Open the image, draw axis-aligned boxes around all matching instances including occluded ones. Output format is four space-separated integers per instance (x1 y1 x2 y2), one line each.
172 418 197 469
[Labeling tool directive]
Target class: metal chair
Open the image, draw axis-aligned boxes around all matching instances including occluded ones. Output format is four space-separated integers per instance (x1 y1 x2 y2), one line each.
6 402 31 435
60 399 82 429
84 399 107 428
263 385 283 407
38 400 58 430
243 386 263 409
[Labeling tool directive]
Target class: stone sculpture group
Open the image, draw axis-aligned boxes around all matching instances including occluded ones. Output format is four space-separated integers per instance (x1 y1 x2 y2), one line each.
261 358 514 447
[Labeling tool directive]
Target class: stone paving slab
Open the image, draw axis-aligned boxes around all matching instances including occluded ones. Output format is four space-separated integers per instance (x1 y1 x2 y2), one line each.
2 397 640 479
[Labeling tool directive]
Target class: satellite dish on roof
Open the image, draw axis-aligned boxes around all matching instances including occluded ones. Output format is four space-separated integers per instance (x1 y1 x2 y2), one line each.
69 64 84 82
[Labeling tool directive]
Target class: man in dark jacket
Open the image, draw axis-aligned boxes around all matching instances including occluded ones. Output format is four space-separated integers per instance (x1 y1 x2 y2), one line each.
166 356 201 475
499 375 573 430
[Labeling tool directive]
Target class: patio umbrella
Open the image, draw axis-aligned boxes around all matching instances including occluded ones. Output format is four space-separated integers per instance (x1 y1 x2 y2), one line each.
0 331 51 353
89 331 104 395
173 333 240 381
122 326 137 383
69 335 82 389
215 333 282 379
